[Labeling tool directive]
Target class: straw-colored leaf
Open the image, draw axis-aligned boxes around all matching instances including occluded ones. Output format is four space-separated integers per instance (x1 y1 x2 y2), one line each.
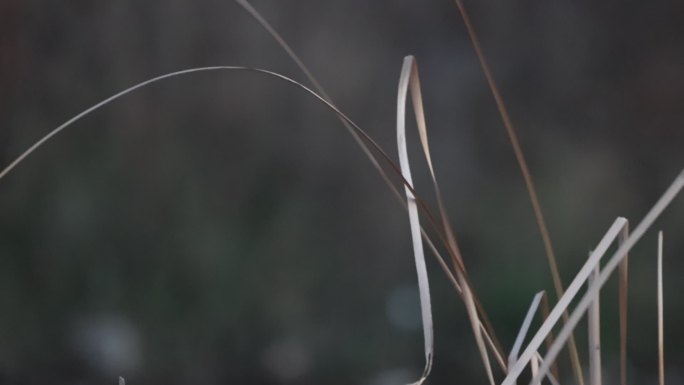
0 66 361 181
509 291 545 368
503 217 628 385
398 55 505 384
530 170 684 385
540 293 560 380
658 231 665 385
530 354 540 385
533 352 561 385
234 0 401 208
396 57 435 384
588 262 602 385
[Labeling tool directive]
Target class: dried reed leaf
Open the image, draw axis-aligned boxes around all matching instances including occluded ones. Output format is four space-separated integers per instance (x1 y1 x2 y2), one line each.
509 291 545 368
234 0 398 205
533 352 561 385
531 170 684 385
658 231 665 385
540 293 560 380
530 354 540 385
398 55 504 384
396 56 435 385
503 217 629 385
588 263 602 385
450 1 584 382
0 66 372 181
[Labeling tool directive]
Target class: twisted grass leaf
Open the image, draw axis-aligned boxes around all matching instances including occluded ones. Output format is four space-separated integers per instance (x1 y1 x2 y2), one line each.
399 53 506 368
530 170 684 385
398 55 498 385
450 1 585 383
396 56 435 385
503 217 629 385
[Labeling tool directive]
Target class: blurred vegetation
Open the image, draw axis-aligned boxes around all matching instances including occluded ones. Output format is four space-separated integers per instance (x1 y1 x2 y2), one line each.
0 0 683 384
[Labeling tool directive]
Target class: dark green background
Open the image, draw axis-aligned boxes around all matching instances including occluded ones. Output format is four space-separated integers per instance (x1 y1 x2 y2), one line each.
0 0 683 384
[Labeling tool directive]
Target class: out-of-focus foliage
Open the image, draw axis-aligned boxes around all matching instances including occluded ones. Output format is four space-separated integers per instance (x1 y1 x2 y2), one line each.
0 0 683 384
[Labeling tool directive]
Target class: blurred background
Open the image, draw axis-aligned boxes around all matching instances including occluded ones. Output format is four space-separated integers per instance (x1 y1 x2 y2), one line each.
1 0 683 384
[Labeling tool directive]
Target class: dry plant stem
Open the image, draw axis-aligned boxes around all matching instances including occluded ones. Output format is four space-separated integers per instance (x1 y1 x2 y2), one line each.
540 293 560 380
618 222 630 385
588 263 601 385
450 1 585 383
530 170 684 385
509 291 544 385
531 352 560 385
236 0 509 369
658 231 664 385
533 352 561 385
530 355 540 385
234 0 403 219
509 291 545 368
417 194 507 372
503 217 628 385
459 269 495 385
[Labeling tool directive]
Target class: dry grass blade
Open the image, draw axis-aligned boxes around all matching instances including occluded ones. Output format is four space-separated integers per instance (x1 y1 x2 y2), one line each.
398 55 499 384
0 66 376 182
234 0 412 225
503 217 628 385
531 170 684 385
235 0 326 98
450 1 584 383
530 354 540 385
402 56 504 359
588 263 602 385
509 291 545 368
533 352 561 385
658 231 665 385
618 222 630 385
540 293 560 380
417 209 508 372
396 57 435 385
